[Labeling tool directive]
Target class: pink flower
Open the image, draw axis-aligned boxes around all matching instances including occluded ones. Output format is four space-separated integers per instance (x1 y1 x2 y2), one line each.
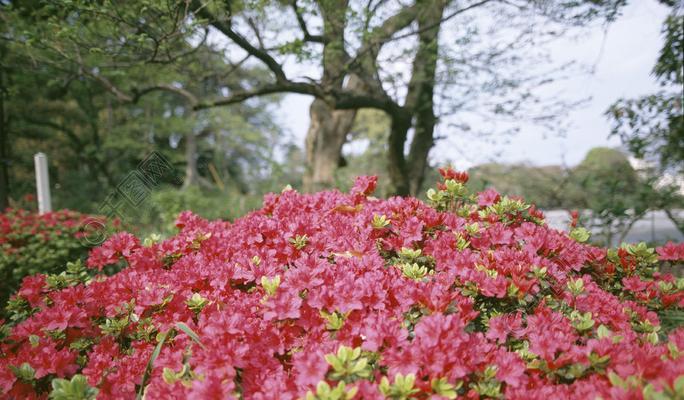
656 241 684 261
486 312 523 343
263 289 303 321
478 188 501 207
1 175 682 399
351 175 378 197
495 350 527 387
293 350 328 390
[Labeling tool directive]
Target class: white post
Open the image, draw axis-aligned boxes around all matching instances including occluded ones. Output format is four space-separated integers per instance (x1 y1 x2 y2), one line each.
34 152 52 214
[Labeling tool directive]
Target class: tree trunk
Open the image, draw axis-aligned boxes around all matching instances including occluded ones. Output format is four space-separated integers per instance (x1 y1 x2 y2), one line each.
183 130 201 189
665 209 684 236
407 98 436 196
387 113 412 196
302 0 356 193
303 99 356 192
303 73 364 193
404 0 444 197
0 59 9 210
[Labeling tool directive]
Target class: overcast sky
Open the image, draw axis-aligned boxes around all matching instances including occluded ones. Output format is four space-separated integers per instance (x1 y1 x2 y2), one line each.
273 0 671 169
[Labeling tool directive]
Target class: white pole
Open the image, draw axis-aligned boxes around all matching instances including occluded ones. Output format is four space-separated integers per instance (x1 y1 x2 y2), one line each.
34 152 52 214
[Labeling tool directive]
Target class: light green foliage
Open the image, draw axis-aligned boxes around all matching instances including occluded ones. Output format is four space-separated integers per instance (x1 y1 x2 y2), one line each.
49 375 98 400
567 277 585 296
324 346 372 382
569 310 595 332
379 373 419 399
260 275 281 297
398 247 422 260
486 196 530 218
371 214 391 229
162 364 203 388
290 234 309 250
470 366 501 397
623 242 659 265
569 227 591 243
186 293 209 313
45 260 90 290
320 310 349 331
305 381 358 400
400 262 429 280
430 377 462 399
9 362 35 382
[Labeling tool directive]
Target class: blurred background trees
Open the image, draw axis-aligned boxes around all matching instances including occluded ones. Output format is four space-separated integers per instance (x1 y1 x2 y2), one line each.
0 0 681 244
606 0 684 236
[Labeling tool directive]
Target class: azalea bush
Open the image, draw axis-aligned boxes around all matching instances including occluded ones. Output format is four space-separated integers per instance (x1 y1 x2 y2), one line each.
0 209 108 315
1 171 683 399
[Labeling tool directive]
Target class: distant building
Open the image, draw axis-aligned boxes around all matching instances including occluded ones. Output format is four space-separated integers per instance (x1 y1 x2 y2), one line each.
628 156 684 195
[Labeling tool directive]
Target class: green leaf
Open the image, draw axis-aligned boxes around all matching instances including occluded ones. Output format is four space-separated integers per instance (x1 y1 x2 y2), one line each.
49 374 98 400
175 322 206 349
10 363 35 382
137 329 171 399
569 227 591 243
674 375 684 396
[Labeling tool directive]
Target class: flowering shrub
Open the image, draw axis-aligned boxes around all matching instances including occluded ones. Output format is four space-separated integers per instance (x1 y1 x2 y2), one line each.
0 209 106 315
1 172 683 399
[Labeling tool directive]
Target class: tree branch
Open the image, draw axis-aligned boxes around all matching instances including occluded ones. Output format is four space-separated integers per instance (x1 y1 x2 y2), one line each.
194 81 319 109
291 0 325 43
133 84 199 106
192 1 288 82
78 66 134 103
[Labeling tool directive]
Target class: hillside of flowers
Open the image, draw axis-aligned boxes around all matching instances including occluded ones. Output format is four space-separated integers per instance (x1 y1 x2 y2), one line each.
1 170 683 399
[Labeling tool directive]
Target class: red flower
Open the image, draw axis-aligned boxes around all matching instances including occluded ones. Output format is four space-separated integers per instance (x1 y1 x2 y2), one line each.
656 241 684 261
1 175 682 399
351 175 378 197
478 188 500 206
438 167 469 183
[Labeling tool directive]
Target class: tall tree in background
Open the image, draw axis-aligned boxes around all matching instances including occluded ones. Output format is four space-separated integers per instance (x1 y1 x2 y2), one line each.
225 0 626 194
607 0 682 175
607 0 684 233
0 1 287 211
2 0 627 197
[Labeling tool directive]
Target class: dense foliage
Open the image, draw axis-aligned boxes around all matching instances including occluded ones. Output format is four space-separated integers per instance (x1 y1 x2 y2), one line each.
0 209 102 314
1 172 683 399
607 0 683 177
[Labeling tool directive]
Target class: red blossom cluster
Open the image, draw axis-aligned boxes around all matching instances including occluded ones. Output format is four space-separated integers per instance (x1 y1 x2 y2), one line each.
1 175 683 399
0 209 88 245
0 209 105 312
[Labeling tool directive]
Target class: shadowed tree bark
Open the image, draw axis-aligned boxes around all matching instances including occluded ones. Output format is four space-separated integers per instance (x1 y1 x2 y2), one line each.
303 99 356 191
303 75 366 191
387 0 446 196
0 49 9 209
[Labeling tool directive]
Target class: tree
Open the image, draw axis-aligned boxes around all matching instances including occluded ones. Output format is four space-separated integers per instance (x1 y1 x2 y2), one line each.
567 147 657 245
606 0 684 234
0 2 288 212
607 0 682 176
2 0 627 197
468 163 568 209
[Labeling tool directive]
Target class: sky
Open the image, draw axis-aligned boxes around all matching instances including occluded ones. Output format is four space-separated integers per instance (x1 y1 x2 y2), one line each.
273 0 671 169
